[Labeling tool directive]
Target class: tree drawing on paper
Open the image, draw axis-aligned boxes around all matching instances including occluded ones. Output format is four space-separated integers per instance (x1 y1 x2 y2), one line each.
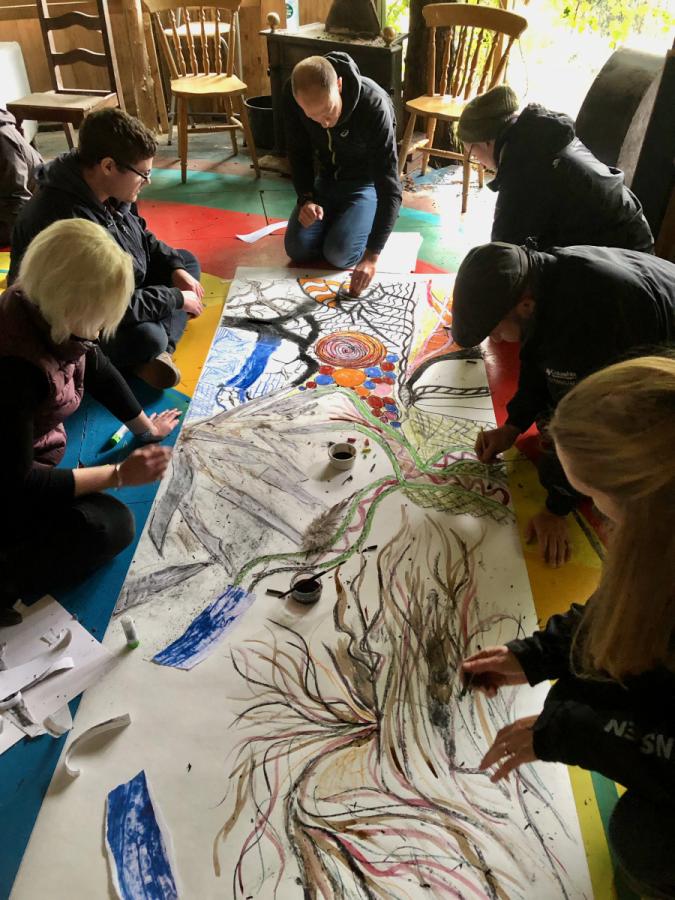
111 270 590 899
117 272 511 611
215 517 577 898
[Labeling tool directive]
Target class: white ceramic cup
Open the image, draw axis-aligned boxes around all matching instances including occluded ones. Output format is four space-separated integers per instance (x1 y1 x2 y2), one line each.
328 442 356 470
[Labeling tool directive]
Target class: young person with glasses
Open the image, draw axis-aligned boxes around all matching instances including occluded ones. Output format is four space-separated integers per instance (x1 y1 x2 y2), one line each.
9 108 204 389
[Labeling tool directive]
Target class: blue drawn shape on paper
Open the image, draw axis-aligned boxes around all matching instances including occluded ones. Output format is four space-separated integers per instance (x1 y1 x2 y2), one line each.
364 380 376 389
223 333 282 402
106 770 178 900
315 374 333 385
365 367 382 377
386 353 399 362
152 585 255 670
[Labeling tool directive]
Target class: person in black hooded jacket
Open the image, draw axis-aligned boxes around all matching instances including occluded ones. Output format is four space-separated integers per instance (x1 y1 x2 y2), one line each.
9 108 205 389
451 241 675 567
457 85 654 252
282 53 402 297
461 355 675 899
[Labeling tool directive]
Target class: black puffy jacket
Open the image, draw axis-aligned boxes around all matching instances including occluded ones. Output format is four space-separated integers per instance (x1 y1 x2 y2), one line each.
282 51 402 254
9 151 185 327
490 105 654 252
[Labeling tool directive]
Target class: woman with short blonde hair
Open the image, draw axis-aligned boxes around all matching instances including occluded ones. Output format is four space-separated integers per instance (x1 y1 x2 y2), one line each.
462 355 675 897
0 219 182 625
19 218 133 344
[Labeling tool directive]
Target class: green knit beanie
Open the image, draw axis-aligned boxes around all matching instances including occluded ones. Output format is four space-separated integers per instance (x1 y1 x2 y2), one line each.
458 85 519 144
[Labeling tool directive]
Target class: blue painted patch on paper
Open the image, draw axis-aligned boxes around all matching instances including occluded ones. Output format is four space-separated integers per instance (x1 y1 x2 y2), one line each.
106 770 178 900
152 585 255 670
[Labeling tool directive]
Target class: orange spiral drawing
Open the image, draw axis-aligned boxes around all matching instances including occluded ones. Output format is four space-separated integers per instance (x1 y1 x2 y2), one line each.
315 331 387 369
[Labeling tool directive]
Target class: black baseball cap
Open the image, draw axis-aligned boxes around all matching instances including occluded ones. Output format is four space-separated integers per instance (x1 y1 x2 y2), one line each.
451 243 531 347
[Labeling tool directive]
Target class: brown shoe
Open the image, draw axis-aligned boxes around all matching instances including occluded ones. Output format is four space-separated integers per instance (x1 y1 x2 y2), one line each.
134 352 181 390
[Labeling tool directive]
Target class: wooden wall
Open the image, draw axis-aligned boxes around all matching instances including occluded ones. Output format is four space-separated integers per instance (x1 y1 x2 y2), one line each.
299 0 330 26
0 0 285 126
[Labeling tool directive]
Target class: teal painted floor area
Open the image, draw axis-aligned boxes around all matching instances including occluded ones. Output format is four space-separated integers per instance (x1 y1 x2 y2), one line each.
0 381 187 900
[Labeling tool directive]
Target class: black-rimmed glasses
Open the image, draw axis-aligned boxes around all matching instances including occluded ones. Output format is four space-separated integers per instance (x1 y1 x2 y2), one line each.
116 161 152 182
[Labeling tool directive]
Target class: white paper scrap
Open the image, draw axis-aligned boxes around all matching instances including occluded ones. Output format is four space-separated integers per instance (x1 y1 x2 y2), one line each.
44 704 74 737
0 595 114 755
376 231 423 274
65 712 131 778
235 220 287 243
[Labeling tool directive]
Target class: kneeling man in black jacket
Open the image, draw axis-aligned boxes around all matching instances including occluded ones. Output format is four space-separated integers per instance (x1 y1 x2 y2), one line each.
451 242 674 566
283 53 402 297
457 85 654 253
9 108 204 389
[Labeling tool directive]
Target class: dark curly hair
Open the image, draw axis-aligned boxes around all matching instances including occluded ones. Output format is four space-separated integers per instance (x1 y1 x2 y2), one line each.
78 108 157 167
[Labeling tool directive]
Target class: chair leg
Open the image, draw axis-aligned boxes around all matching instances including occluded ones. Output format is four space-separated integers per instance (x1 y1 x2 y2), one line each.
478 162 485 189
420 116 437 177
63 123 76 149
238 96 260 178
398 111 417 178
168 93 176 146
177 98 188 184
461 147 471 215
226 97 238 156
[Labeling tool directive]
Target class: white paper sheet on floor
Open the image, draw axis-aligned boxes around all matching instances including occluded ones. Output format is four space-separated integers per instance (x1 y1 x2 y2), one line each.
0 595 114 754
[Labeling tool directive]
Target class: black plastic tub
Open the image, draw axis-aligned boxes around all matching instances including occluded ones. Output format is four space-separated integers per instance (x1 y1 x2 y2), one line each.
244 95 274 150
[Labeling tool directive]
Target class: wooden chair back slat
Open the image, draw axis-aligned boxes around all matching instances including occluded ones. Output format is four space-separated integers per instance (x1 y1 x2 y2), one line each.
225 6 235 77
36 0 124 103
183 8 198 75
200 7 209 75
214 9 222 74
426 27 436 96
437 30 451 95
153 12 180 78
450 26 467 96
490 35 517 86
477 36 498 94
148 2 240 80
45 11 101 31
51 48 109 67
463 27 485 98
166 11 187 75
423 4 526 103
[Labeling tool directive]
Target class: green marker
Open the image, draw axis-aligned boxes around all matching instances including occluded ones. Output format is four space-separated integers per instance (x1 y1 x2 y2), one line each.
121 615 140 649
108 424 129 447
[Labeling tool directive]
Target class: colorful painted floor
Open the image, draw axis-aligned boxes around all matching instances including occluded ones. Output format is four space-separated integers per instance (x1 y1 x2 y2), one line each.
0 157 629 899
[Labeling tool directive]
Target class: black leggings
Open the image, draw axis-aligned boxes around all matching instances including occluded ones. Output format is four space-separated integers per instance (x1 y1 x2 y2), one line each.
0 493 135 605
610 792 675 898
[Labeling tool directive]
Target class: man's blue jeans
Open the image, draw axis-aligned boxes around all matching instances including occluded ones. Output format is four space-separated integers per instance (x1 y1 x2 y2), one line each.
285 179 377 269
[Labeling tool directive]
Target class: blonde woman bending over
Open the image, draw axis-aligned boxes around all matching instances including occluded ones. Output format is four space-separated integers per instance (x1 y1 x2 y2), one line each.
0 219 181 625
462 356 675 898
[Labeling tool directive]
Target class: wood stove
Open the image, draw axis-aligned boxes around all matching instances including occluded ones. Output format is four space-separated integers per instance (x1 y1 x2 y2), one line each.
262 22 406 156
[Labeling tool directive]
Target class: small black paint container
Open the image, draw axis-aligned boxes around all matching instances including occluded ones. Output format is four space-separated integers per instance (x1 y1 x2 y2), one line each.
291 575 322 605
329 442 356 470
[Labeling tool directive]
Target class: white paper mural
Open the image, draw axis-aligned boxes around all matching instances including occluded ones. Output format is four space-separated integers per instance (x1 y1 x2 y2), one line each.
12 270 592 900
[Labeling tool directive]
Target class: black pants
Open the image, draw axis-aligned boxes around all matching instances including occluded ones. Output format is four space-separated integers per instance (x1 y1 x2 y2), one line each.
102 249 200 369
610 792 675 898
0 493 135 606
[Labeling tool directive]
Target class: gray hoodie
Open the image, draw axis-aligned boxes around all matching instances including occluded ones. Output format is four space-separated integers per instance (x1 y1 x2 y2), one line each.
0 105 42 233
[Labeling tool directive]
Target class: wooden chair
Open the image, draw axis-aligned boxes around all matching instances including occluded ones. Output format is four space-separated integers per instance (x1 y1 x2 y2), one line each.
144 0 260 182
7 0 124 149
398 3 527 212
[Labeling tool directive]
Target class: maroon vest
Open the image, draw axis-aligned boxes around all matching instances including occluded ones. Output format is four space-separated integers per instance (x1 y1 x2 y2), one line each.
0 286 88 465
